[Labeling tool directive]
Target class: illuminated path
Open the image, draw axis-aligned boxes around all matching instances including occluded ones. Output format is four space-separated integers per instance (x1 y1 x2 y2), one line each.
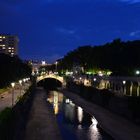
0 82 31 112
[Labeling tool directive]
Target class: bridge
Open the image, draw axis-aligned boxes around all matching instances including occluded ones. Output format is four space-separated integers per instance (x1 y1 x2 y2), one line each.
37 74 66 87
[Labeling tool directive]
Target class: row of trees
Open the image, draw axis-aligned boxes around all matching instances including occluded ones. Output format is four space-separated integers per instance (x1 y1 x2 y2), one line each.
0 54 32 88
57 39 140 76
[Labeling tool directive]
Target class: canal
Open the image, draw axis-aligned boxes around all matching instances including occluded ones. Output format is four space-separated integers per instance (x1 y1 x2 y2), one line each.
47 90 113 140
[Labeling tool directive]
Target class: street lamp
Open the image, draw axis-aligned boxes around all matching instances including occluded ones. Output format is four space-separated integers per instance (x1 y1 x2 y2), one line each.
123 81 126 85
22 78 27 94
55 61 58 73
93 78 97 87
23 78 26 83
136 70 140 75
11 82 15 107
122 81 126 95
19 80 22 96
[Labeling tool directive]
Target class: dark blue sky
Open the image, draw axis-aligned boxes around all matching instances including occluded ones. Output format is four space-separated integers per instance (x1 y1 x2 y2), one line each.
0 0 140 63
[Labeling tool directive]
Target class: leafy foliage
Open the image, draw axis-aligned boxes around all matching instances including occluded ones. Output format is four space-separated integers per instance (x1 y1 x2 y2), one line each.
59 39 140 76
0 54 31 88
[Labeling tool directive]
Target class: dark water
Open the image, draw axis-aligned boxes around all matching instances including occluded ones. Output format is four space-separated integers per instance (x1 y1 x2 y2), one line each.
47 91 113 140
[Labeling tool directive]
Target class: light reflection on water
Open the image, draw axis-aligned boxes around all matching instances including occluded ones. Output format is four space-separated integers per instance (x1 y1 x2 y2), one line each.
47 91 113 140
77 107 83 123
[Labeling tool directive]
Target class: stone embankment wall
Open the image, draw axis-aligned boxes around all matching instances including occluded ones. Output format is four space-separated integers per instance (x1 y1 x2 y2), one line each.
67 81 140 123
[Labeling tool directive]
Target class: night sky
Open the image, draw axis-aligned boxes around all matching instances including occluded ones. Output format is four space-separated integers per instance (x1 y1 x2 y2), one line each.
0 0 140 63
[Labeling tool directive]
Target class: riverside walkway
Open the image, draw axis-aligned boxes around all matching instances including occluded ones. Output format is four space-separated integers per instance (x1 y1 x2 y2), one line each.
0 82 30 112
24 87 62 140
61 89 140 140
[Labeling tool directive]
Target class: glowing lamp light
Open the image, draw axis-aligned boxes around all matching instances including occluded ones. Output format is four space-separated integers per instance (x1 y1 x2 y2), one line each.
136 70 140 75
98 71 103 76
93 78 96 81
55 61 58 65
19 80 22 85
123 81 126 85
42 61 46 65
23 79 26 82
11 82 15 88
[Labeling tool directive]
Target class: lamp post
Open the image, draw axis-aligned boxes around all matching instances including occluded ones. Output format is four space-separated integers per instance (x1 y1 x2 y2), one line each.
23 78 26 93
55 61 58 73
93 78 97 88
19 80 22 96
123 80 126 95
11 82 15 107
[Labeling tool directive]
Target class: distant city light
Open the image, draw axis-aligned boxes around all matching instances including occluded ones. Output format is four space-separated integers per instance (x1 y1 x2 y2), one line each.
93 78 96 81
66 71 73 75
98 71 103 76
107 71 112 76
42 61 46 65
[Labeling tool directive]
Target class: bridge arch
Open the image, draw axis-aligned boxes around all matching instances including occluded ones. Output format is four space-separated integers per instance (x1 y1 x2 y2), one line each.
37 74 66 87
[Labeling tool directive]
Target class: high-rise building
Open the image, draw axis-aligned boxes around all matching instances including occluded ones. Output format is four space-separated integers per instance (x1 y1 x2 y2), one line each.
0 34 19 56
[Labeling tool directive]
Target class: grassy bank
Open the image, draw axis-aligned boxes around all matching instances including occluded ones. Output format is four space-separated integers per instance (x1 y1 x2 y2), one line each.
0 87 9 94
0 84 36 140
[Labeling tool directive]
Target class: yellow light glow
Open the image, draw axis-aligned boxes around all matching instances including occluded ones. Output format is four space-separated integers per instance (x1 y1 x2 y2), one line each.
54 104 59 115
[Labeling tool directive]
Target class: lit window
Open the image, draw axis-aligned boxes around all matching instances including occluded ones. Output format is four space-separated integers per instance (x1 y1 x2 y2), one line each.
2 45 5 46
2 47 6 49
3 36 5 39
0 39 2 41
8 47 11 49
0 36 2 38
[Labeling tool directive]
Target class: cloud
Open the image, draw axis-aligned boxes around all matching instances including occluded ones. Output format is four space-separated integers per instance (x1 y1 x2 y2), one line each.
120 0 140 3
130 30 140 37
56 28 76 35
